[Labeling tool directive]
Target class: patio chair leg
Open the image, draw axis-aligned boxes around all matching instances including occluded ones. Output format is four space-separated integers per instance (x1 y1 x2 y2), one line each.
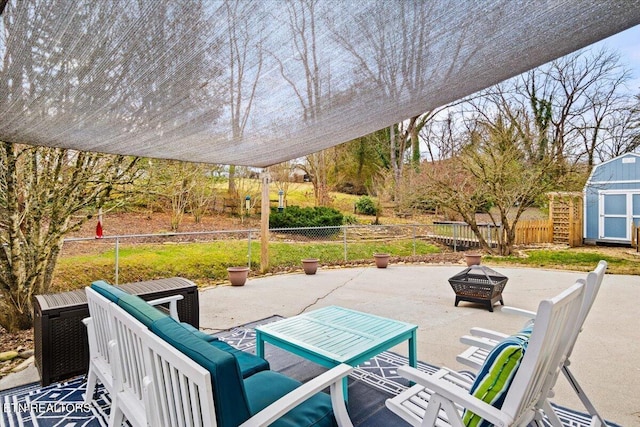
83 369 98 405
108 403 124 427
562 365 607 426
542 399 563 427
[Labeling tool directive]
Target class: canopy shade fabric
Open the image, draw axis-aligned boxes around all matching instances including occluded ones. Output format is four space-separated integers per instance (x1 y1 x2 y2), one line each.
1 1 640 167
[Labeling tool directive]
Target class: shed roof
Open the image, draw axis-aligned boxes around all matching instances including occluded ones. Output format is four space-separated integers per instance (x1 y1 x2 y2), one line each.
586 153 640 185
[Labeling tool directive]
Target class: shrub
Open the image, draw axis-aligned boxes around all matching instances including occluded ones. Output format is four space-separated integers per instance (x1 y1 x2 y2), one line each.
355 196 379 216
269 206 344 229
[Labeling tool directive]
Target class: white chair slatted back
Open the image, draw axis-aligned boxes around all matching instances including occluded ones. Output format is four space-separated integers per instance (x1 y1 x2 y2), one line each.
85 287 118 404
86 289 113 364
116 319 146 397
109 303 150 426
502 280 585 424
143 325 216 427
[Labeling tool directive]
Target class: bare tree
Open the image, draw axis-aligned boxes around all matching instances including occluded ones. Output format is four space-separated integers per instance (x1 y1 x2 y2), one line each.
420 110 464 162
404 45 636 255
270 161 297 208
272 0 332 206
523 48 633 169
223 0 266 195
0 0 221 330
189 165 223 224
583 102 639 161
416 114 557 255
331 2 437 194
0 144 139 331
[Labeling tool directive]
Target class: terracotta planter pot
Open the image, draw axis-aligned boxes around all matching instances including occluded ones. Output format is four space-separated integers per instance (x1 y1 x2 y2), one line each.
302 258 319 275
227 266 250 286
464 253 482 267
373 253 390 268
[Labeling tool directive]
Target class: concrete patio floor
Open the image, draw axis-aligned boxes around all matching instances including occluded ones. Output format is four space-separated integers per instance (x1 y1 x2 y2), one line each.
199 263 639 426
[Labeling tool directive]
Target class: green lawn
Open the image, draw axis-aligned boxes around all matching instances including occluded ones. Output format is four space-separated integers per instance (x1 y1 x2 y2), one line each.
485 249 640 275
53 239 440 291
53 238 640 292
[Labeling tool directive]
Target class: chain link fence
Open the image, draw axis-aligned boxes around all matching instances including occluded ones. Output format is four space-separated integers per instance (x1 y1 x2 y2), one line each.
61 223 499 284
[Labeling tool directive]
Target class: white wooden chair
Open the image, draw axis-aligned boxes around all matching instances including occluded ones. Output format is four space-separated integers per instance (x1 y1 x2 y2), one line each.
107 300 354 427
108 299 150 427
386 280 585 427
456 260 608 425
83 286 183 405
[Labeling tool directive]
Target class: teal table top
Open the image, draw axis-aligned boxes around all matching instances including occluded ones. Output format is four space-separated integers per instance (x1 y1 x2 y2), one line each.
256 306 417 365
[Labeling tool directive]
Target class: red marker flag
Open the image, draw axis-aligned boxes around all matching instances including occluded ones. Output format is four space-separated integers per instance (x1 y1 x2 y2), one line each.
96 208 103 239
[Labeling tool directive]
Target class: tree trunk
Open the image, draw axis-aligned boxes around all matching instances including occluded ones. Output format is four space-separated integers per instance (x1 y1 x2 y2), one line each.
0 143 138 332
228 165 237 194
411 118 420 169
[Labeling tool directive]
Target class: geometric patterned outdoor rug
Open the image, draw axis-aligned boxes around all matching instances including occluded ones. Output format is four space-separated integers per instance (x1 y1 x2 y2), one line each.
0 315 620 427
217 316 622 427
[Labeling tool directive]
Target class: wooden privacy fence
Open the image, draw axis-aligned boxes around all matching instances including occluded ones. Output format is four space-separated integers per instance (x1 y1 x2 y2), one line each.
431 219 555 248
632 223 639 250
514 219 553 245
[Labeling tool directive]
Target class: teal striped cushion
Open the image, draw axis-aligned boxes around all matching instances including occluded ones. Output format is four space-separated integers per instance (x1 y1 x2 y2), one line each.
462 327 531 427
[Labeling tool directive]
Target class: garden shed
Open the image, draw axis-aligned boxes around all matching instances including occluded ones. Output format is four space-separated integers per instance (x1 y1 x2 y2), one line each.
583 153 640 245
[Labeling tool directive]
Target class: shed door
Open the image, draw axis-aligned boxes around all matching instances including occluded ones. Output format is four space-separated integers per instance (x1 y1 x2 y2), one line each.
599 192 640 241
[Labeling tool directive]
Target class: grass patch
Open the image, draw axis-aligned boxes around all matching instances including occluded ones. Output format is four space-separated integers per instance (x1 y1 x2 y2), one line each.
52 239 441 291
53 242 639 293
485 249 640 275
213 179 364 214
269 240 439 267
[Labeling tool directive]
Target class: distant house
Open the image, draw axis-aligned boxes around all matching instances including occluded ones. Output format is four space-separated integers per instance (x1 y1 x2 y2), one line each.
583 153 640 245
290 167 311 183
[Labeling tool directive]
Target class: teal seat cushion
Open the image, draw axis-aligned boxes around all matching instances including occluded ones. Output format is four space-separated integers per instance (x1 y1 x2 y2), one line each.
180 322 220 343
91 280 129 302
151 316 252 427
462 326 532 427
244 370 336 427
117 294 167 327
176 320 269 377
210 340 270 378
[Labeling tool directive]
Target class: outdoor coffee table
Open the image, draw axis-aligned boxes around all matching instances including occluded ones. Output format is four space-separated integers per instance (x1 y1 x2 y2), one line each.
255 305 417 399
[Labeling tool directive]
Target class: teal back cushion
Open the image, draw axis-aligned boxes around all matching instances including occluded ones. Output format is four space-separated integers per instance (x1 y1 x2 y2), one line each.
117 294 167 327
462 327 531 427
151 316 251 427
90 280 129 303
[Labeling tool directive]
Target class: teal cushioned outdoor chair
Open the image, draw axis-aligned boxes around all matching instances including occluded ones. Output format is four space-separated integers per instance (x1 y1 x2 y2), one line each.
149 315 353 427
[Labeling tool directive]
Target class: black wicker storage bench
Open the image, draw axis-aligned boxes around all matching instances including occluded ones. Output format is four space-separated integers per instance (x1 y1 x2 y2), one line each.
33 277 199 386
448 266 508 312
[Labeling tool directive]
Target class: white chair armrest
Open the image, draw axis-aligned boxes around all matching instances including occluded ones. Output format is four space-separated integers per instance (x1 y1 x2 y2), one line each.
147 295 184 320
469 327 509 342
459 334 500 350
240 364 354 427
82 317 99 356
456 345 487 370
500 306 537 319
395 365 512 427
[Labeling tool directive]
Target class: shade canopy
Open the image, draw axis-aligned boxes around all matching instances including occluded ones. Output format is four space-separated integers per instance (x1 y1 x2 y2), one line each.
1 0 639 167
